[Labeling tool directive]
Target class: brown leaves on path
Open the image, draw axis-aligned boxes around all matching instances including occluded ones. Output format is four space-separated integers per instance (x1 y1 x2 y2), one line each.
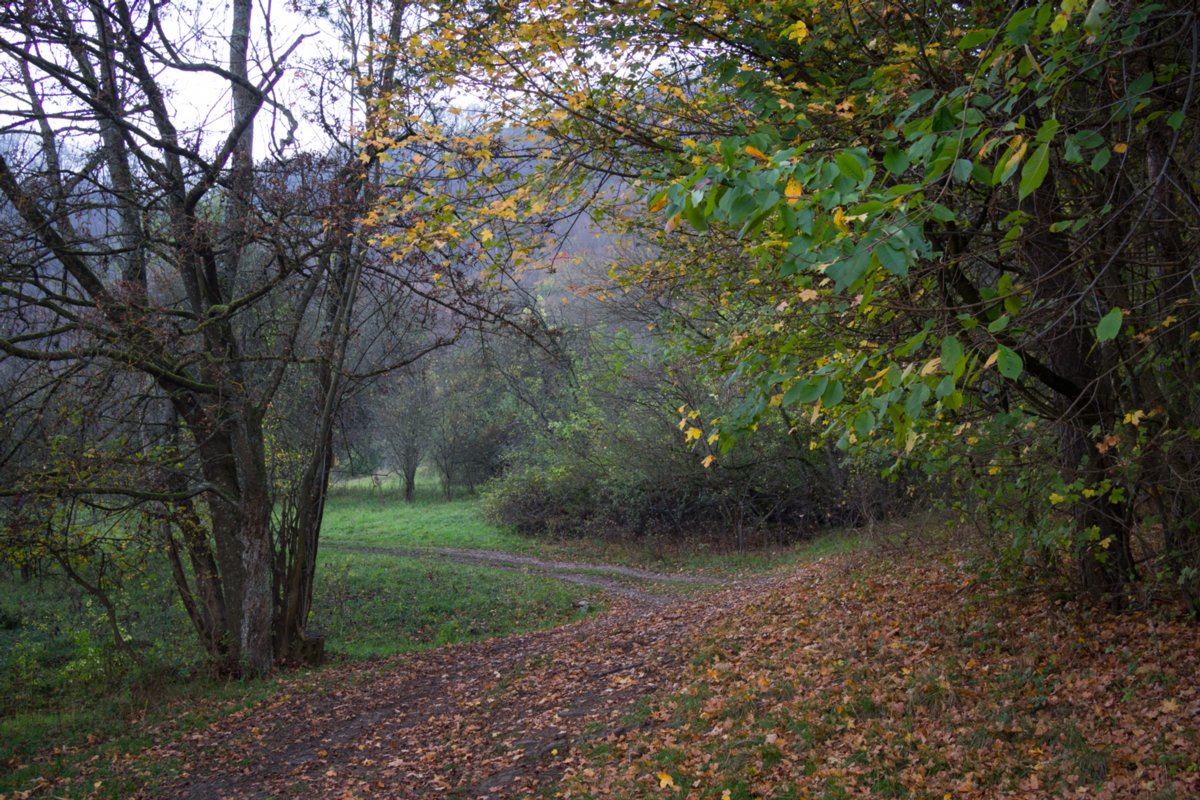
101 539 1200 800
562 549 1200 799
144 577 781 799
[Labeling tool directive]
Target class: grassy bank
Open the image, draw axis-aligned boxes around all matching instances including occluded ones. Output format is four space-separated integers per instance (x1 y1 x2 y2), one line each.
1 476 847 798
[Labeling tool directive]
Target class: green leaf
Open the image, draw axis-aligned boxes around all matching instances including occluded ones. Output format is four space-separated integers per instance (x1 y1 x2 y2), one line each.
875 244 908 277
941 335 963 374
929 203 957 222
905 383 931 420
1035 118 1060 144
952 158 974 182
835 151 866 182
996 345 1024 379
682 197 708 231
853 409 875 438
1072 130 1105 149
1018 142 1051 200
827 249 871 291
1095 307 1123 342
883 147 910 175
1090 148 1112 172
783 378 827 406
822 379 845 407
908 133 937 163
987 315 1010 333
1083 0 1110 38
957 29 995 50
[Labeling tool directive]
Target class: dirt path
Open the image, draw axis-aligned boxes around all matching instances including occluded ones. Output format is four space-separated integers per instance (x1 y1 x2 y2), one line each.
150 574 784 800
323 543 720 604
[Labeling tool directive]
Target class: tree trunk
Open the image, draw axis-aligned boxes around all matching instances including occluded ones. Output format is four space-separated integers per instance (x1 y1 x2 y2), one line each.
1022 165 1136 602
404 465 417 502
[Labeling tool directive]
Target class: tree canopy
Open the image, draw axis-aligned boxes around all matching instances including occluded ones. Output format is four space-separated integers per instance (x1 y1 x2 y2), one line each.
403 0 1200 605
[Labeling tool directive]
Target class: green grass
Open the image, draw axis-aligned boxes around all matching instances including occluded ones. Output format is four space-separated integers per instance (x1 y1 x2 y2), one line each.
0 480 601 796
313 549 597 657
0 673 284 798
322 477 533 552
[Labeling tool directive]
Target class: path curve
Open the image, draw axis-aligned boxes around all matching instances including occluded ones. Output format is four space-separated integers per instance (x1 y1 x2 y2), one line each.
324 543 720 604
152 574 788 800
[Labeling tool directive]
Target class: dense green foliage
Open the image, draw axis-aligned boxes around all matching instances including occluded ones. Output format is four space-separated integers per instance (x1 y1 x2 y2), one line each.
481 331 919 544
409 0 1200 607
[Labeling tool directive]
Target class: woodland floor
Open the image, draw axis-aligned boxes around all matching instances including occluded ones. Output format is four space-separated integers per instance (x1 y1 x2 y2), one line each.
149 564 771 800
17 536 1200 800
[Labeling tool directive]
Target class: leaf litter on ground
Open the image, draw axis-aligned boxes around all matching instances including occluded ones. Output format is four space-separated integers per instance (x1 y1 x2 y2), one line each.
12 533 1199 800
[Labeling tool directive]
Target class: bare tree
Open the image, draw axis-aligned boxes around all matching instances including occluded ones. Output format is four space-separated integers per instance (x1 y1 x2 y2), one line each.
0 0 468 674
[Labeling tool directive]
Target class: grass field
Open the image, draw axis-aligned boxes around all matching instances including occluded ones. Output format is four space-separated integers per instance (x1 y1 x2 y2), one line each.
321 477 533 552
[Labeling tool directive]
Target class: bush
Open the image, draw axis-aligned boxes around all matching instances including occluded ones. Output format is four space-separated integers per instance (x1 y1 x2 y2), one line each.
483 410 923 546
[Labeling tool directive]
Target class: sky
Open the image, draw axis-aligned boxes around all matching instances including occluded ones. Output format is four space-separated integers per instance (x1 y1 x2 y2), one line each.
160 0 346 156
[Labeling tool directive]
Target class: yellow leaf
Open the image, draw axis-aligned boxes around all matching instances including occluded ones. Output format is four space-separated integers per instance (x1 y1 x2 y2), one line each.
723 791 732 800
1113 142 1128 154
1123 409 1145 426
480 228 494 243
649 195 668 213
707 432 720 445
833 206 849 233
785 20 809 44
658 771 676 789
920 357 942 376
785 176 803 204
798 288 819 302
984 350 999 370
1003 136 1027 174
685 426 703 441
1049 492 1067 505
745 145 769 161
702 454 716 468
